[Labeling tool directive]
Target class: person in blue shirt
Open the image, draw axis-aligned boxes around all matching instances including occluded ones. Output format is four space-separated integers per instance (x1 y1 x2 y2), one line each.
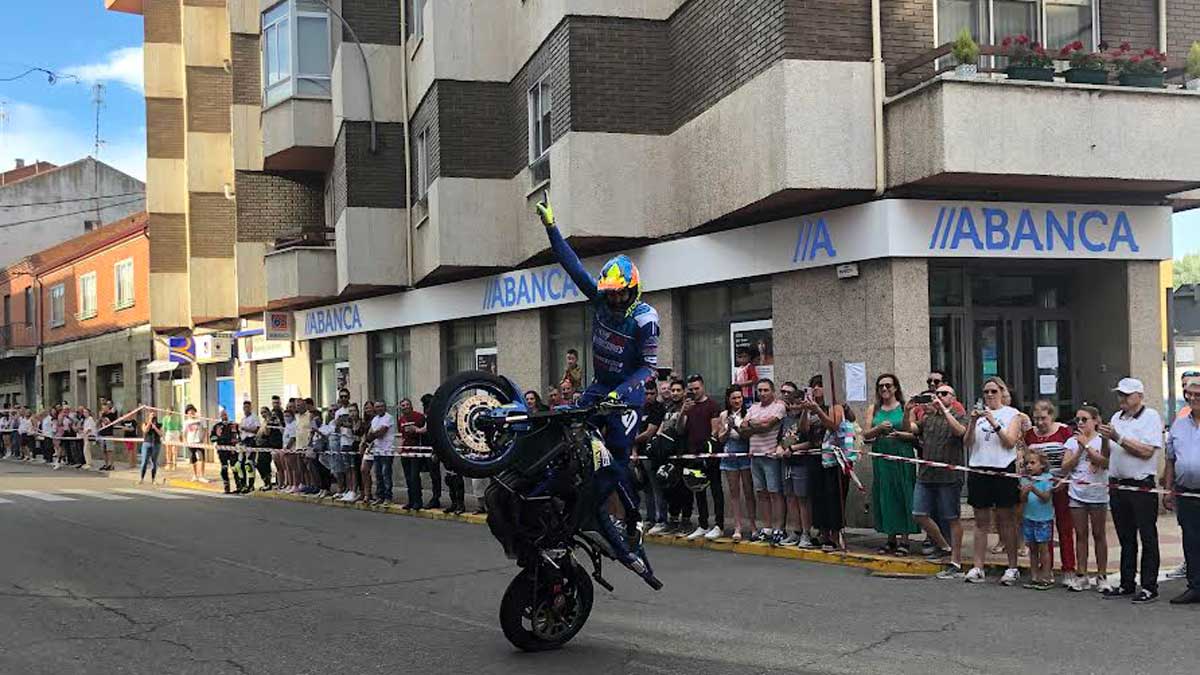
1020 450 1056 590
536 193 660 580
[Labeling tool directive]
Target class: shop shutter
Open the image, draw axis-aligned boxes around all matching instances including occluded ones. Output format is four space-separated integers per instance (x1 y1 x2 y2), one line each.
255 361 284 409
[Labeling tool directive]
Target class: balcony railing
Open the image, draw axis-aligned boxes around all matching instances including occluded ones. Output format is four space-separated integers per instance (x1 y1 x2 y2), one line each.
0 323 38 351
893 43 1190 93
273 227 335 252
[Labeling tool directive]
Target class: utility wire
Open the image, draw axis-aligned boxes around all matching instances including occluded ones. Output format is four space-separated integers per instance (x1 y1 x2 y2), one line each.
0 191 145 209
0 67 78 84
0 197 143 229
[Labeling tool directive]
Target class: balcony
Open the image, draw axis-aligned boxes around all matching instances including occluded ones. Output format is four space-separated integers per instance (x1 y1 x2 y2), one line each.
264 230 338 309
262 99 334 171
886 45 1200 199
0 323 38 357
104 0 142 14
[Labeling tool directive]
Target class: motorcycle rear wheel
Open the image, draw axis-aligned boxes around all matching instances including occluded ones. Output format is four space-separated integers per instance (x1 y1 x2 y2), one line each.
428 371 522 478
499 563 594 652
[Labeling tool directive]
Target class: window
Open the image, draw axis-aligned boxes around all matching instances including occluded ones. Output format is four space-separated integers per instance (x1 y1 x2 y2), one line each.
936 0 1096 50
49 284 65 328
262 0 331 108
408 0 426 41
443 318 496 376
546 305 589 389
527 75 552 163
114 258 135 309
415 127 431 200
83 219 98 232
24 287 33 325
78 272 97 320
682 279 772 393
2 294 9 327
311 336 349 408
371 329 411 405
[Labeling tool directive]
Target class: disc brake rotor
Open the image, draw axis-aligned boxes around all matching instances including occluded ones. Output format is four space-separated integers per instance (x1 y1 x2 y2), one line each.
453 392 502 456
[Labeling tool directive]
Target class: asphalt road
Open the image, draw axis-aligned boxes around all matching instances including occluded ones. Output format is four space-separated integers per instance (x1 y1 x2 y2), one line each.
1 460 1195 675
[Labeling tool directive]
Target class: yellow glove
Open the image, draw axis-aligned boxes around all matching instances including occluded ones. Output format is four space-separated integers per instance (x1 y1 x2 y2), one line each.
607 391 620 402
535 190 555 228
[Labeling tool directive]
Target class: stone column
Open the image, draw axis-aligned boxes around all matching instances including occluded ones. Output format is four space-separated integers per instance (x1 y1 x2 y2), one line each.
1127 260 1164 413
410 323 443 399
496 309 546 392
643 289 680 373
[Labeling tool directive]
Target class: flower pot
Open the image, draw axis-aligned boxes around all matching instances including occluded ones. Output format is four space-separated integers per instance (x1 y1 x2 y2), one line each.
1118 72 1165 88
1005 65 1055 82
1064 68 1108 84
1186 78 1200 91
954 63 978 78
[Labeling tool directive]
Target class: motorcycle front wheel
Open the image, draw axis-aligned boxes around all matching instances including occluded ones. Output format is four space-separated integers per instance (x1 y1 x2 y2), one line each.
428 371 522 478
499 562 594 652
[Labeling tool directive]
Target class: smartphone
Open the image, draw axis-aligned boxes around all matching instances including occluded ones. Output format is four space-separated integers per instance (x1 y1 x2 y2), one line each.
974 398 986 413
656 368 672 382
912 392 934 405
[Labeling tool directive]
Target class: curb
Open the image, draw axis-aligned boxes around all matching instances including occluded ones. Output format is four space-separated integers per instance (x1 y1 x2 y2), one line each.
159 478 941 576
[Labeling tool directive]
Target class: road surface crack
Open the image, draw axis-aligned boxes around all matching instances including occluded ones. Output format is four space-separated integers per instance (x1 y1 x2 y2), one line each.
314 541 407 566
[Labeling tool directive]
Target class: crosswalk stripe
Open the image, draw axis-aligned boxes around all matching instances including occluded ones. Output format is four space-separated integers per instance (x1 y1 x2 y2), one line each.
111 488 191 500
161 487 239 499
0 497 11 504
3 489 77 502
57 489 134 501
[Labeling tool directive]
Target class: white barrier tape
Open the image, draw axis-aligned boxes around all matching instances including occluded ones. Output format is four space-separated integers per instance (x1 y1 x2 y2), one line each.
155 440 436 459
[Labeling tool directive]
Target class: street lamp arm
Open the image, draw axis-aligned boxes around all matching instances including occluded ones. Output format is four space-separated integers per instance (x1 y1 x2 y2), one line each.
310 0 378 154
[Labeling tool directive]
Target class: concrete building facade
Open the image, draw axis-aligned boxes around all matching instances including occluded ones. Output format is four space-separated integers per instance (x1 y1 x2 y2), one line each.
0 157 145 270
107 0 1200 425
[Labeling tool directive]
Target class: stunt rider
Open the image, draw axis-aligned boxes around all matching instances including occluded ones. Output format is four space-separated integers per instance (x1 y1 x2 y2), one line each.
535 193 659 579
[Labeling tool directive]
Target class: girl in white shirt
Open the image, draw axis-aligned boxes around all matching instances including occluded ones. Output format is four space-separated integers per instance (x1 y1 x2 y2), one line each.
1061 405 1112 593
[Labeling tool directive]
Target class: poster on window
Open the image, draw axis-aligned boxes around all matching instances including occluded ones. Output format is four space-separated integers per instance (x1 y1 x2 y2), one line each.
475 347 498 375
336 362 350 393
730 320 773 401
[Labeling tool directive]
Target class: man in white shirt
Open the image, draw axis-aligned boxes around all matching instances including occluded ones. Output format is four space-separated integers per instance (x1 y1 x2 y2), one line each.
238 401 261 491
1098 377 1163 604
367 401 396 505
18 410 33 460
1165 380 1200 604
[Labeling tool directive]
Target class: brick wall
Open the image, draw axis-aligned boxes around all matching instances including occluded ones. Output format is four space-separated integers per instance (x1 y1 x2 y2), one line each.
231 34 261 106
146 98 185 159
881 0 935 94
235 170 325 242
185 67 233 133
38 231 151 346
187 193 236 258
570 17 672 135
511 20 572 170
343 0 401 46
785 0 872 62
670 0 786 127
1102 0 1160 49
149 214 187 272
438 81 514 178
326 121 408 222
145 0 182 43
1167 0 1200 56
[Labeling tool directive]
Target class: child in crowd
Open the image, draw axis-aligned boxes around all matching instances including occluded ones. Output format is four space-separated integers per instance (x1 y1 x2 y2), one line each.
1020 450 1055 589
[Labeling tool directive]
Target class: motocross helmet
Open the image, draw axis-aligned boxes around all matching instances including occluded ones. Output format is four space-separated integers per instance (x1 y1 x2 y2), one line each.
682 467 709 493
596 255 641 316
654 462 681 489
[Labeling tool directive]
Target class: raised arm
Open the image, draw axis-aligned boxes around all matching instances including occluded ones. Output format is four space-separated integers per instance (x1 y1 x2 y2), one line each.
537 194 597 300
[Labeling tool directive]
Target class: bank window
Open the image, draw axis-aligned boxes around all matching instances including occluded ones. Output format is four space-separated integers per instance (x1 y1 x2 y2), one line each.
930 267 965 307
528 74 552 163
444 317 496 375
415 127 431 200
936 0 1095 50
311 336 349 408
49 284 66 328
115 259 135 309
371 329 411 406
682 279 772 393
547 305 589 389
78 273 97 320
262 0 331 108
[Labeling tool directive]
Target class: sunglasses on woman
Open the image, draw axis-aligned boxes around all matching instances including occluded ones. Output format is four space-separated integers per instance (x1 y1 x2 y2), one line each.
878 383 895 390
1074 417 1092 425
982 388 1000 394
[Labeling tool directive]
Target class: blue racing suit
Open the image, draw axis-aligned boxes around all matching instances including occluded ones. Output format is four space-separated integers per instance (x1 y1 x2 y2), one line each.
545 224 659 565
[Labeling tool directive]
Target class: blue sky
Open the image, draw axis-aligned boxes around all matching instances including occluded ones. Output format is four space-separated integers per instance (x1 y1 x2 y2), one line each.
4 2 1200 257
0 1 145 180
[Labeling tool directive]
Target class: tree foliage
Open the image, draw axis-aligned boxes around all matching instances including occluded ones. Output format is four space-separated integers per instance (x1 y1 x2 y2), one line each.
1174 254 1200 289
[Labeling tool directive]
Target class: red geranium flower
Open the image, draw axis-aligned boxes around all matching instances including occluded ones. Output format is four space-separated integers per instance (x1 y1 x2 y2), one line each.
1017 34 1030 45
1071 40 1084 50
1119 42 1131 51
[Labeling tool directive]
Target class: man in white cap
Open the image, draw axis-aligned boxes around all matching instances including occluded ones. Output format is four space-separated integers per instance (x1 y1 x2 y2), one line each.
1098 377 1163 604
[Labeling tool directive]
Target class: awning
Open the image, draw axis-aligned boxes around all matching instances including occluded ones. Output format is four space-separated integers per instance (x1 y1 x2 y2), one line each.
144 360 180 374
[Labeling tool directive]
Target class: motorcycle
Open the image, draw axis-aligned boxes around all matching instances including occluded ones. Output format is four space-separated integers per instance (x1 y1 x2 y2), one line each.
428 370 663 652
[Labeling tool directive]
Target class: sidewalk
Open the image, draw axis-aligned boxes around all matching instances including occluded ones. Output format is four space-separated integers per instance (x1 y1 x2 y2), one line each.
144 461 1186 580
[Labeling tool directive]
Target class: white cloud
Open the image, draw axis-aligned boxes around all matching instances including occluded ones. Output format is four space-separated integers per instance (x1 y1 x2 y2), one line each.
0 101 146 181
63 46 144 93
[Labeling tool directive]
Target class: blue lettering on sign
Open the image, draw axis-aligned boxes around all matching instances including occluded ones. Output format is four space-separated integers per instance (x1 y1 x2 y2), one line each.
481 267 585 311
305 304 363 336
792 217 838 263
928 206 1140 254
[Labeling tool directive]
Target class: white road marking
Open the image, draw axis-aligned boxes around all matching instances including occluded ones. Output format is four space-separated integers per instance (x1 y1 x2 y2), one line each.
57 489 134 501
111 488 191 500
0 496 11 504
3 489 77 502
161 487 240 499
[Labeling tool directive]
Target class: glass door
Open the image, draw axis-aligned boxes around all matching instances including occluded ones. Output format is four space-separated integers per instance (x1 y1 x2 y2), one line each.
973 317 1013 405
1021 319 1071 415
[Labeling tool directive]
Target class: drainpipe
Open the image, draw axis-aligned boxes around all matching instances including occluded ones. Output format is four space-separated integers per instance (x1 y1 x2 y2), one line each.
871 0 886 197
1159 0 1167 53
400 3 414 288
